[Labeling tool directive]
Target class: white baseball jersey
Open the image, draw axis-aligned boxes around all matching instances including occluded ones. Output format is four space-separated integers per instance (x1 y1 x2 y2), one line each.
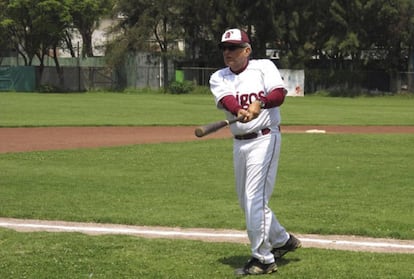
209 58 289 264
210 59 285 135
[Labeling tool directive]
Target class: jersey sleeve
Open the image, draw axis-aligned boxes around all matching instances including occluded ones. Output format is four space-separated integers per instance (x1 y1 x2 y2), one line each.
261 60 285 94
209 70 233 108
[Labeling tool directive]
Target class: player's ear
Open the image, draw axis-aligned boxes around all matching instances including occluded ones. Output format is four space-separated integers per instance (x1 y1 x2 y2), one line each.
244 46 252 56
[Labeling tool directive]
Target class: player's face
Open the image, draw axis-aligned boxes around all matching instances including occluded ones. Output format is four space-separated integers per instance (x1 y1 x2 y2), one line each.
221 44 251 72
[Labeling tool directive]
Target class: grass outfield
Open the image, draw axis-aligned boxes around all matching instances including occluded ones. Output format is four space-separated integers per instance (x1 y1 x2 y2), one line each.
0 92 413 126
1 229 413 279
0 135 413 239
0 92 413 278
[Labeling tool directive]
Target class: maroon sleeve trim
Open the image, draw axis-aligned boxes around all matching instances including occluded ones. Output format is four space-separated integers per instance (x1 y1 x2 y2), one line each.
220 95 242 116
260 88 287 108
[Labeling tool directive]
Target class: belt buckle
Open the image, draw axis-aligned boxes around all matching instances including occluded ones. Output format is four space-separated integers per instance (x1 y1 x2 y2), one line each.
261 128 271 135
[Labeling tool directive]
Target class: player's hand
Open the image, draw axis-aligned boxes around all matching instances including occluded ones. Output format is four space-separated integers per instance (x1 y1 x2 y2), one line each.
237 102 260 123
237 109 250 123
247 101 261 119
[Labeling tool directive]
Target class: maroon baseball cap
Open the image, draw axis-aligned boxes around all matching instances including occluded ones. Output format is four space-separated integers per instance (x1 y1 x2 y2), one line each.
219 28 250 46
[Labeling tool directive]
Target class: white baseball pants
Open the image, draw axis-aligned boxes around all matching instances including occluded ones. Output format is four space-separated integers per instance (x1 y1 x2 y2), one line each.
233 132 289 264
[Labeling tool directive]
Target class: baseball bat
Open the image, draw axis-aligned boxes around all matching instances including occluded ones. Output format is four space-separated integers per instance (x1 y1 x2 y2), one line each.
194 115 244 137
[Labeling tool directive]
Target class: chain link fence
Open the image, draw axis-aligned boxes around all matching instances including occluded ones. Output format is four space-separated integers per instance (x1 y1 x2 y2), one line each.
38 66 115 91
1 55 413 93
177 67 414 94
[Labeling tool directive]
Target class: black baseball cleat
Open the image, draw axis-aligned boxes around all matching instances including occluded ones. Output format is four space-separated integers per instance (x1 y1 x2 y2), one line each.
234 257 278 276
271 233 302 259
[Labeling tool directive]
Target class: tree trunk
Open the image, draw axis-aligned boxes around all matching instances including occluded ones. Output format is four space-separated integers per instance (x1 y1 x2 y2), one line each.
64 31 76 57
35 52 45 87
408 46 414 92
81 31 94 58
52 46 65 90
162 54 168 90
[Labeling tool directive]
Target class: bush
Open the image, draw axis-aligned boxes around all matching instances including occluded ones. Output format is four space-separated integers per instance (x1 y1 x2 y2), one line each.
168 80 194 94
37 84 64 93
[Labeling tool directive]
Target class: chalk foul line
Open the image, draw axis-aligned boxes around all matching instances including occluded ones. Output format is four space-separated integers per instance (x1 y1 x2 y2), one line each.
0 218 413 254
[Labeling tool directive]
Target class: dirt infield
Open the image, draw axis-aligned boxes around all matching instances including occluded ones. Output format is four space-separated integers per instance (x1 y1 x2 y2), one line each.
1 125 413 153
0 125 413 254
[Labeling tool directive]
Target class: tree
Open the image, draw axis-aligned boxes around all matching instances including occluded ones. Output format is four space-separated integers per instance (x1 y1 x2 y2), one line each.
362 0 413 91
34 0 72 87
111 0 183 89
236 0 278 59
0 0 11 59
68 0 113 57
182 0 278 65
330 1 362 58
272 0 313 68
176 0 219 65
1 0 40 66
4 0 410 92
407 0 414 90
1 0 72 88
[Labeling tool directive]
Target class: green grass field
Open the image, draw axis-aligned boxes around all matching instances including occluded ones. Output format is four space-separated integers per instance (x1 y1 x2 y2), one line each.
0 92 413 126
0 92 413 278
1 230 413 279
1 135 413 239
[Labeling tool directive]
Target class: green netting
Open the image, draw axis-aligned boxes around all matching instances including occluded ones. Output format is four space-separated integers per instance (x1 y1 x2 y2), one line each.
0 66 36 92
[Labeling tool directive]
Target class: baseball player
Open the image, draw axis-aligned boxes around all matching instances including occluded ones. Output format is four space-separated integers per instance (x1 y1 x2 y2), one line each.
209 28 301 275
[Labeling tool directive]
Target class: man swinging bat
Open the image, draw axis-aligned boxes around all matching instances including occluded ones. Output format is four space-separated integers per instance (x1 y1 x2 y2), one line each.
207 28 302 276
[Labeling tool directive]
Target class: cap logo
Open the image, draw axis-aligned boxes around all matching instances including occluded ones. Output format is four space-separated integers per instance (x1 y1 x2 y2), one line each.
219 28 250 46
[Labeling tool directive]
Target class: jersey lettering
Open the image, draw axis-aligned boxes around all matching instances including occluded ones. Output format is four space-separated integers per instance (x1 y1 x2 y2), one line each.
236 91 265 109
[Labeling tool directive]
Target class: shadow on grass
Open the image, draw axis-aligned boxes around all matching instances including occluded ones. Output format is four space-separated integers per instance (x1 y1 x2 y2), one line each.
219 255 247 269
219 255 301 269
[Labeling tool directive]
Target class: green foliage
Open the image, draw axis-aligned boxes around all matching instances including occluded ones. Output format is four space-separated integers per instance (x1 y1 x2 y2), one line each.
1 0 413 82
2 0 72 64
68 0 113 57
304 69 397 96
167 80 194 94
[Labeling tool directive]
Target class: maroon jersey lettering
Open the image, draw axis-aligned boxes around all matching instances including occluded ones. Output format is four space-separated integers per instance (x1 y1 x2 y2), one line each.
236 91 265 109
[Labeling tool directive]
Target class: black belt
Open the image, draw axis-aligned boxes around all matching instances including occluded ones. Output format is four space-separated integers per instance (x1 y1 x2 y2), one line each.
234 128 271 140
